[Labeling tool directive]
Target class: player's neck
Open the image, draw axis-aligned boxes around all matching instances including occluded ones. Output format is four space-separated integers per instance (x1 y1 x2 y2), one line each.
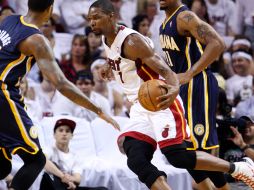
165 2 182 18
104 24 121 47
24 11 45 27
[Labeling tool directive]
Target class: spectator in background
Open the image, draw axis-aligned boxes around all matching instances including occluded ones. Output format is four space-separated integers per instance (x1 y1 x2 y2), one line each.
60 0 93 34
41 118 108 190
20 77 43 121
53 71 111 121
221 115 254 190
190 0 210 23
226 50 253 106
60 34 92 83
33 73 63 118
233 0 254 50
235 78 254 120
85 26 104 61
223 36 253 78
204 0 236 37
0 5 14 22
132 14 151 37
91 59 124 116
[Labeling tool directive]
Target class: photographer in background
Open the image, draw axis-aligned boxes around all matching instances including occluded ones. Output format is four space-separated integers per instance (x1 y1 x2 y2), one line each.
217 115 254 190
228 115 254 162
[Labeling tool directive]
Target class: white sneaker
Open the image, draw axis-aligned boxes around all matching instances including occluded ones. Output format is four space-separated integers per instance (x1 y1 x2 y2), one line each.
231 162 254 189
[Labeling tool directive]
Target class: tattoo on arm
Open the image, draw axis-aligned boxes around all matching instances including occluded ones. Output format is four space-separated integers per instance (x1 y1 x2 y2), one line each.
181 13 194 23
196 23 217 44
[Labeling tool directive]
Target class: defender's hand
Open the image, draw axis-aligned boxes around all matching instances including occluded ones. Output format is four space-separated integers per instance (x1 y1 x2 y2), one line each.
99 112 120 131
156 84 179 110
177 71 193 85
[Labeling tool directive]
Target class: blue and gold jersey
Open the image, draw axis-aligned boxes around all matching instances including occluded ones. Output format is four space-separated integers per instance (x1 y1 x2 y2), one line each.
159 5 204 74
160 5 219 150
0 15 41 86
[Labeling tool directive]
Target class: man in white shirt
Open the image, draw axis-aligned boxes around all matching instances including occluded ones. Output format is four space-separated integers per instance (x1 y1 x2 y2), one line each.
226 51 253 106
41 118 108 190
204 0 236 36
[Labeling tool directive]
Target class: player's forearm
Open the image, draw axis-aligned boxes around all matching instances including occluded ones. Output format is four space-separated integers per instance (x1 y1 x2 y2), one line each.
190 40 225 77
164 70 180 87
57 80 102 115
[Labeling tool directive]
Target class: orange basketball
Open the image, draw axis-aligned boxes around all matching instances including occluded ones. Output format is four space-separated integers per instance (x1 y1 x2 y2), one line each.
138 79 168 112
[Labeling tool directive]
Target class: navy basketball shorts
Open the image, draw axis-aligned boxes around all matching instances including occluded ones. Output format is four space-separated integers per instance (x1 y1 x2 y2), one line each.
180 70 219 150
0 86 40 156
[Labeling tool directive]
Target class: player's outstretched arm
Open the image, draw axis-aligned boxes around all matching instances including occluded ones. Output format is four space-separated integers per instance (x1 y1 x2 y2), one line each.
123 34 179 110
18 34 119 130
176 11 226 84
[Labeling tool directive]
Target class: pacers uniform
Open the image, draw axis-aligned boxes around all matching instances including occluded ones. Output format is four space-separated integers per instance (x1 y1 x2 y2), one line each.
0 15 41 159
102 26 190 153
159 5 219 150
159 5 226 186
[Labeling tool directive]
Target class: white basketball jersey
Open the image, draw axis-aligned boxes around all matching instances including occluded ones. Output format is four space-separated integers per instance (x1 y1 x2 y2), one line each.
102 26 158 102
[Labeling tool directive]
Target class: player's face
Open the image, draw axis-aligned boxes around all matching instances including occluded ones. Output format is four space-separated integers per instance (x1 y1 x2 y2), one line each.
159 0 178 10
88 7 112 35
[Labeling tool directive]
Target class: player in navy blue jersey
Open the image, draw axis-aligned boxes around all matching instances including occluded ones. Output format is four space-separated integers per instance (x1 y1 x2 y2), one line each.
0 0 119 189
159 0 228 189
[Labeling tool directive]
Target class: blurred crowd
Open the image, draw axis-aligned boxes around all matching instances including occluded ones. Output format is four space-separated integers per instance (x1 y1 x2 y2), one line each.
1 0 254 189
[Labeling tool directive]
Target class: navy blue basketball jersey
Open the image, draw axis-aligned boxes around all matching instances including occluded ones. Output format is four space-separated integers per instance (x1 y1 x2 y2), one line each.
159 5 204 73
0 15 41 86
160 5 219 150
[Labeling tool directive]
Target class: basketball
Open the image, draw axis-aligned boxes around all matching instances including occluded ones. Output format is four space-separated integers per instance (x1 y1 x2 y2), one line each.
138 79 169 112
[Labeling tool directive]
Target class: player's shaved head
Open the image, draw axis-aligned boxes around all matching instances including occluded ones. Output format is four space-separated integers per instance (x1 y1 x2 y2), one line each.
89 0 115 14
28 0 54 12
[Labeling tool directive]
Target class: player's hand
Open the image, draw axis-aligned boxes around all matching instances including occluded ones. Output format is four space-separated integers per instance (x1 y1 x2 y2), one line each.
156 84 179 110
100 63 114 81
177 71 193 85
99 112 120 131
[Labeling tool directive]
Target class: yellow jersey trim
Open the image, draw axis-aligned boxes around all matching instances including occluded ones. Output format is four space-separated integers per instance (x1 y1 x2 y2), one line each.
0 54 26 81
196 40 204 54
162 5 185 29
201 71 209 148
20 16 39 29
2 148 11 161
185 37 191 70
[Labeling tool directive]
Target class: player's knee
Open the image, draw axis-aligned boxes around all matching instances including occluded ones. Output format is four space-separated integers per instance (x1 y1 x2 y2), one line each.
31 149 46 171
127 153 167 188
19 149 46 170
161 146 197 169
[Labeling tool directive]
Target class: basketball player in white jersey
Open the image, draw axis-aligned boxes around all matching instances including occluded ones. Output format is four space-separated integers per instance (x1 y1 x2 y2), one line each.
88 1 254 190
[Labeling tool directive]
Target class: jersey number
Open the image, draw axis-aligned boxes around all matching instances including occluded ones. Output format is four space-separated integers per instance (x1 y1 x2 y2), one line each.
165 51 173 67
